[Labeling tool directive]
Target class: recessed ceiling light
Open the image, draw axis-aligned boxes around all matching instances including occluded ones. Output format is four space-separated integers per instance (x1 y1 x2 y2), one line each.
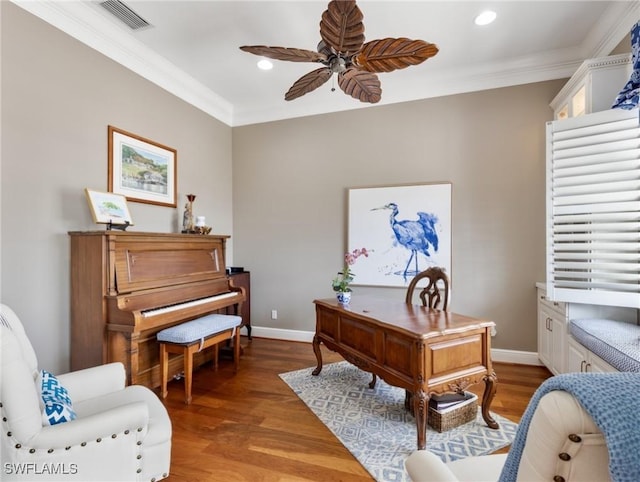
257 59 273 70
475 10 497 26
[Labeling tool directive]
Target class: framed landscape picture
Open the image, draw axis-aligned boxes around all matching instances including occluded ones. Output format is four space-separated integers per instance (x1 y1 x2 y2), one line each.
108 126 177 207
348 182 452 288
85 188 134 226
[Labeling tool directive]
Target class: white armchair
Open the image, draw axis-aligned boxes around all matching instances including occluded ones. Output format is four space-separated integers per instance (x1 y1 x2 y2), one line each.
405 389 611 481
1 304 172 481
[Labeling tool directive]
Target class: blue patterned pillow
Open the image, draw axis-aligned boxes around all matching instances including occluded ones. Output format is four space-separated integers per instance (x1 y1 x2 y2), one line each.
38 370 77 425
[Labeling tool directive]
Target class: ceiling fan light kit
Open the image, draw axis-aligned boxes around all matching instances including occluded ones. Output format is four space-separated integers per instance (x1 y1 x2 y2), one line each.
240 0 439 104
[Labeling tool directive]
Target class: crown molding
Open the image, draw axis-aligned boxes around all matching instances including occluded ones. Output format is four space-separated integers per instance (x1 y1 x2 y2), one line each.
580 1 640 59
10 1 637 127
11 0 234 126
548 52 632 111
232 50 585 126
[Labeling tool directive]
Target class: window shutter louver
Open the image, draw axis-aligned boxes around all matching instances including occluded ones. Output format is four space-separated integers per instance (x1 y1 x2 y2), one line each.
546 107 640 308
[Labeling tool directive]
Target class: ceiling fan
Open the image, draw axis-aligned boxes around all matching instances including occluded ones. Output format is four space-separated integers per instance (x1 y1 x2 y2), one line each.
239 0 439 104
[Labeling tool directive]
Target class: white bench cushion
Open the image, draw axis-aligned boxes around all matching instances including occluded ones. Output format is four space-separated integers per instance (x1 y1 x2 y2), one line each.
157 314 242 344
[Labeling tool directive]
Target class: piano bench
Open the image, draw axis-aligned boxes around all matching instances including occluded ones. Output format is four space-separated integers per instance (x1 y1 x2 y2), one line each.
157 314 242 404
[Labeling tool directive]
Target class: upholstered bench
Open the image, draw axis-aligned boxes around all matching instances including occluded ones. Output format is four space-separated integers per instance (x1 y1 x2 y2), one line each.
569 318 640 372
157 314 242 404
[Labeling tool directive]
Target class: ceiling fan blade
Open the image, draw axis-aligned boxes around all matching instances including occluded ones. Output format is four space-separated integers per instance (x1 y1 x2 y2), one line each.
338 68 381 104
240 45 327 63
354 38 439 73
285 68 333 101
317 40 332 57
319 0 365 55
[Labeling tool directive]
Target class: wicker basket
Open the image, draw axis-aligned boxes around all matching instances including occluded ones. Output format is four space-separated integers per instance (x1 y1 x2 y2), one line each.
428 392 478 433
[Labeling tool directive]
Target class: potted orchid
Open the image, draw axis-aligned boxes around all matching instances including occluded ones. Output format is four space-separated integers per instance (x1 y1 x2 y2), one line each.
332 247 370 304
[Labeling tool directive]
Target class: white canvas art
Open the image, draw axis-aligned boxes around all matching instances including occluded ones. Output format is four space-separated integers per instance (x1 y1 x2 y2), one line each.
348 182 452 287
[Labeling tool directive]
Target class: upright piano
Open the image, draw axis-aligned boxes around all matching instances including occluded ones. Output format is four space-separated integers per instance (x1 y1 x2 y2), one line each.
69 231 246 389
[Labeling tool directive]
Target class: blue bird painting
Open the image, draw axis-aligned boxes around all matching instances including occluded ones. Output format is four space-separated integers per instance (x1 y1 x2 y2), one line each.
372 203 439 277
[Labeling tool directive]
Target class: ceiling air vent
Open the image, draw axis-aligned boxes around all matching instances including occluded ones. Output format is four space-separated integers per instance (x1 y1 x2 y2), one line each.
100 0 151 30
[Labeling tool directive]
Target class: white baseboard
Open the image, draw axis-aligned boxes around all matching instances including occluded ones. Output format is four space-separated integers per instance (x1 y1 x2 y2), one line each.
248 326 544 366
250 326 315 343
491 348 543 366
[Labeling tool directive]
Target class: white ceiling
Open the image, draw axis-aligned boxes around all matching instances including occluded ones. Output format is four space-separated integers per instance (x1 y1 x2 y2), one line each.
13 1 640 126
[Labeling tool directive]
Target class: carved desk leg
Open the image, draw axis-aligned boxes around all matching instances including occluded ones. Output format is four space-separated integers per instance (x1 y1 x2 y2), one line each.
482 370 499 429
312 334 323 376
413 388 428 450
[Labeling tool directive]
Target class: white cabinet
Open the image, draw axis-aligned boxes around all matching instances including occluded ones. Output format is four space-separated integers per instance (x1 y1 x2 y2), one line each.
567 336 617 373
537 287 566 374
536 284 634 374
550 53 631 120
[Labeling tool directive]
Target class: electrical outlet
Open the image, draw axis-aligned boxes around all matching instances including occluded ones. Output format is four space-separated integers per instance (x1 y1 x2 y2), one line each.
271 309 278 320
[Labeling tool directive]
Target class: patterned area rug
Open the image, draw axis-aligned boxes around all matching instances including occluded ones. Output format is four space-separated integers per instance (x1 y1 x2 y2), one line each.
280 361 518 482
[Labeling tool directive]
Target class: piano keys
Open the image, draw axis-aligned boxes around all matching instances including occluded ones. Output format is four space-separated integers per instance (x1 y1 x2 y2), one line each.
141 292 240 318
69 231 246 389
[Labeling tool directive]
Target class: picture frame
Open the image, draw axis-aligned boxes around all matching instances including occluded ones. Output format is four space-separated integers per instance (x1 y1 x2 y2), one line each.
85 188 134 226
108 125 177 207
347 182 452 288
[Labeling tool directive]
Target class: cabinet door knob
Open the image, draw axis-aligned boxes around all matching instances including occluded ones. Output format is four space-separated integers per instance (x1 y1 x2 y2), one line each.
580 360 586 372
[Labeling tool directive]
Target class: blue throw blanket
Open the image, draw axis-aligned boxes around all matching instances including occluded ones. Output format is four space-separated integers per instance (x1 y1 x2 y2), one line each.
498 372 640 482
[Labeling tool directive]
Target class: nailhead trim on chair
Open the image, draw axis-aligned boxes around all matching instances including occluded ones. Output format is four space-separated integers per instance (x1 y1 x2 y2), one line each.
568 433 582 443
553 476 566 482
559 452 571 461
4 400 154 480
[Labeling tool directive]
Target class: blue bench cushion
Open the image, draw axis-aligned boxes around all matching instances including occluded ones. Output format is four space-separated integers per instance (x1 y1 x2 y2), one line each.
157 314 242 345
569 318 640 372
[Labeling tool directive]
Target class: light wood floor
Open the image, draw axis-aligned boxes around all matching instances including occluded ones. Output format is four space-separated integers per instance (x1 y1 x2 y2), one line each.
161 337 551 481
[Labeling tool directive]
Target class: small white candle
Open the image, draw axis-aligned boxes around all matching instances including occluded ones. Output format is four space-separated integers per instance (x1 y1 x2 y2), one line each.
195 216 206 227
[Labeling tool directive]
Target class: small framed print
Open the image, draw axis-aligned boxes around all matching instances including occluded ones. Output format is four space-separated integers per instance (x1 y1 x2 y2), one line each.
108 125 177 207
85 188 134 226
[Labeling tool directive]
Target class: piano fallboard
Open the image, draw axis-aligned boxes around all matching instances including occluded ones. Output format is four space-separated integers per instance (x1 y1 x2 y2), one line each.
107 285 245 332
108 278 234 318
69 231 243 388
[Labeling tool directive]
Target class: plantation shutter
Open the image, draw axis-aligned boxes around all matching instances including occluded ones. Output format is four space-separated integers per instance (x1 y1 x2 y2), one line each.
546 107 640 308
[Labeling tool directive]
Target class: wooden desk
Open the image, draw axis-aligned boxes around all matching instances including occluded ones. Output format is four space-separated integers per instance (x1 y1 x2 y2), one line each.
312 297 498 450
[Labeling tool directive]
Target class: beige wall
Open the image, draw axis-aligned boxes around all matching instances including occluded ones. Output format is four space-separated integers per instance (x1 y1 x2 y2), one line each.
1 2 233 373
5 1 617 373
232 79 565 352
